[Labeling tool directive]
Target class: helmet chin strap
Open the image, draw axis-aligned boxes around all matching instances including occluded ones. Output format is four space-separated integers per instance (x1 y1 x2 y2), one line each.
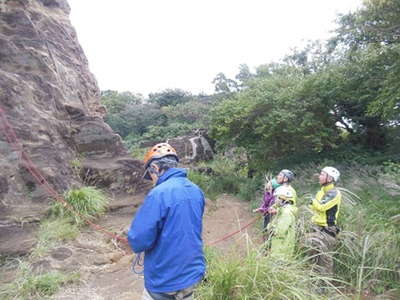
322 176 333 185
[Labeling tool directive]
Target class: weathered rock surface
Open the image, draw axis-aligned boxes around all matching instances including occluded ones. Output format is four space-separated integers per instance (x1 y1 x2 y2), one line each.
167 130 214 164
0 0 146 255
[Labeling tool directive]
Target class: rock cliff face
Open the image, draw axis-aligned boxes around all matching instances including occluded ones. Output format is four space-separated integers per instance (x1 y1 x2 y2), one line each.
0 0 146 255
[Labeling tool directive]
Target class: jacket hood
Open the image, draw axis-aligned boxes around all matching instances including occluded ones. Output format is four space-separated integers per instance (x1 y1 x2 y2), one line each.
156 168 187 185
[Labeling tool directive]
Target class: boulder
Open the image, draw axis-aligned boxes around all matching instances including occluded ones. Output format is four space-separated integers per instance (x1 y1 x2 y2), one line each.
167 132 214 164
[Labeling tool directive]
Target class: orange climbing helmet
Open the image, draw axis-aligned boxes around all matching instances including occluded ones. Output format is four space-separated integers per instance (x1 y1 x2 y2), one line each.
143 143 179 169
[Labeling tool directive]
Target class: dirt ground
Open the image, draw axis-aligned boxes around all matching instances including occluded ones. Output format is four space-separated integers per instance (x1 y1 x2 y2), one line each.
50 193 260 300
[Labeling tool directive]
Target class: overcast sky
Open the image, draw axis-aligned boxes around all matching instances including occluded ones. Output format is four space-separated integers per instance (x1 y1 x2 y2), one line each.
68 0 361 97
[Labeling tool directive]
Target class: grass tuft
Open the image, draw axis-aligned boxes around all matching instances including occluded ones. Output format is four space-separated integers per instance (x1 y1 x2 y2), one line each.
31 218 79 258
49 186 108 225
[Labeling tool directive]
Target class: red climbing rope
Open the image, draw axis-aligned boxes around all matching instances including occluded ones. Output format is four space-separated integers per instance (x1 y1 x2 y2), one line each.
206 215 260 246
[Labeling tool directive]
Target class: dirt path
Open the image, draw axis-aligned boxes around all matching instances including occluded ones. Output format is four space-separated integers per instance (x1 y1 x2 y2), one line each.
51 194 260 300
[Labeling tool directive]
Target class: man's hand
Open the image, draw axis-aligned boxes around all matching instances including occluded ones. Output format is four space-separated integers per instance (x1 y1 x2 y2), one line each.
253 208 262 213
268 207 277 215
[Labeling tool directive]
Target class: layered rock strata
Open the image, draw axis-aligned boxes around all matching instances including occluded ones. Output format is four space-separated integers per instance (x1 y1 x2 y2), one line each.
0 0 146 255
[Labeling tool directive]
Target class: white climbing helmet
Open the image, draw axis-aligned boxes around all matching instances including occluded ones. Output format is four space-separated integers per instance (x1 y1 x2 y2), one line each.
274 186 295 205
322 166 340 182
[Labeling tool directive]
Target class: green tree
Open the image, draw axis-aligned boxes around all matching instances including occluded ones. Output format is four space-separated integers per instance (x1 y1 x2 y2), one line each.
163 99 211 126
314 47 398 148
235 64 254 88
328 0 400 143
101 90 142 114
210 68 339 171
101 90 165 138
335 0 400 49
148 89 192 107
212 72 239 93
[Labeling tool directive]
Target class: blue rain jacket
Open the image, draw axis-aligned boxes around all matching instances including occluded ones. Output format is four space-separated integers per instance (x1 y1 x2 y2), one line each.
128 168 206 293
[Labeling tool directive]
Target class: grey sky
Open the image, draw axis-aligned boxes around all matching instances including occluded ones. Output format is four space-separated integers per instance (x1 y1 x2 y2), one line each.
68 0 361 97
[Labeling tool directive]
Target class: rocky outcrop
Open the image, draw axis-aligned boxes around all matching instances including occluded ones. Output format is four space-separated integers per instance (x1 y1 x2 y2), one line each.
0 0 146 255
167 130 214 164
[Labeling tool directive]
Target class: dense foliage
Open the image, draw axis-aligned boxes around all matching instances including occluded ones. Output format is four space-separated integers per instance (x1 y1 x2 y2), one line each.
209 0 400 171
101 89 216 150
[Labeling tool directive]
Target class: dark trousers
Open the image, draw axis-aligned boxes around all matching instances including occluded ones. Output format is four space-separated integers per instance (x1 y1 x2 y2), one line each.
263 213 272 230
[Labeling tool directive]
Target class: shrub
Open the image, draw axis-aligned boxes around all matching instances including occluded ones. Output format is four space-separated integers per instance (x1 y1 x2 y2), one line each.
236 176 262 202
188 154 261 202
188 171 219 201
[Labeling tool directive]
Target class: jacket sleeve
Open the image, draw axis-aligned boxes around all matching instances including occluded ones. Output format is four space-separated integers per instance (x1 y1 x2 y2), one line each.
311 189 340 212
261 191 274 211
127 192 166 253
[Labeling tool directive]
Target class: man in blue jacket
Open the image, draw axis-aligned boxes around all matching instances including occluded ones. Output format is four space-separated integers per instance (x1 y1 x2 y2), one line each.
128 143 206 300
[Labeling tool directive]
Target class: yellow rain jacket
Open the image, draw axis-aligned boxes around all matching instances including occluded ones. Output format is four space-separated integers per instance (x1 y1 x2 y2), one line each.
310 183 341 227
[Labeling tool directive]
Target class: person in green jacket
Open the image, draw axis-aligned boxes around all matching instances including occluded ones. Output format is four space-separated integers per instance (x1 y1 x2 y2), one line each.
306 166 342 274
267 185 298 259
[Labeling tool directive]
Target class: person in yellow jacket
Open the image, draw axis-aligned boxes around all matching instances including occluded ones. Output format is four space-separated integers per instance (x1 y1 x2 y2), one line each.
306 166 342 274
267 185 298 259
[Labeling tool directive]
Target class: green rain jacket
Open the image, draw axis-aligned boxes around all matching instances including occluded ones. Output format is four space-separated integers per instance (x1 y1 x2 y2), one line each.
268 204 298 259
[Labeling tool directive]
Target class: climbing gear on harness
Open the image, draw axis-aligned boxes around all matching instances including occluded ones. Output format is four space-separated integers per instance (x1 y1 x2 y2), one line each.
131 252 144 275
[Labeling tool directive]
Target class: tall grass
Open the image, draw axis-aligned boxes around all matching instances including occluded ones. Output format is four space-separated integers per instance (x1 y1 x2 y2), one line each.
197 246 343 299
0 261 79 300
292 163 400 297
333 198 400 294
49 186 108 225
193 155 400 298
